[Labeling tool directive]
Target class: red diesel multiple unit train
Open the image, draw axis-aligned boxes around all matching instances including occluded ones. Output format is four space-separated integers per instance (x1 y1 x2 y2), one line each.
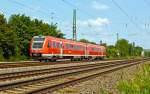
30 36 106 61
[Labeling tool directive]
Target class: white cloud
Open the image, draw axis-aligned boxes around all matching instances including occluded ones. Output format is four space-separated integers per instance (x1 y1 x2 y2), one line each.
77 17 110 27
92 1 109 10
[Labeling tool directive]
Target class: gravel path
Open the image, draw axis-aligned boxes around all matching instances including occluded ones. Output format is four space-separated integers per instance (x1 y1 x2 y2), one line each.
52 61 149 94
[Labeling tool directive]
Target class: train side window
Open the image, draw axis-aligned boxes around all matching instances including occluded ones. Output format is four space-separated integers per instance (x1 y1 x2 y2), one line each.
79 46 81 50
67 44 69 49
65 44 68 49
92 48 94 51
71 44 74 49
74 45 77 50
56 42 60 48
66 44 68 49
52 42 56 48
52 42 54 48
48 41 50 48
66 44 70 49
77 46 79 50
99 48 101 52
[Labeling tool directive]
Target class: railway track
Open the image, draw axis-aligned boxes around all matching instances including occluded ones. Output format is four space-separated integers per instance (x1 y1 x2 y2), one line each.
0 59 120 69
0 58 149 94
0 60 126 80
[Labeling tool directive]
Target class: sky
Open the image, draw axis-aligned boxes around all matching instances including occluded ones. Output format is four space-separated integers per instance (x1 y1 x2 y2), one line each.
0 0 150 49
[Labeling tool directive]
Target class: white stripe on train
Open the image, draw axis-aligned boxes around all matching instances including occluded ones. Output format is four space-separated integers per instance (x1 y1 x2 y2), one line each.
42 54 105 57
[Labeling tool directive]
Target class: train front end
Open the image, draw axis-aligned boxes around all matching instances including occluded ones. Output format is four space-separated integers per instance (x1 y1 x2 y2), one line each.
30 36 46 57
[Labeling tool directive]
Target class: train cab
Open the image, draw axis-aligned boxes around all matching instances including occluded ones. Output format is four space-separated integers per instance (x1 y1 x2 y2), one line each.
30 36 46 57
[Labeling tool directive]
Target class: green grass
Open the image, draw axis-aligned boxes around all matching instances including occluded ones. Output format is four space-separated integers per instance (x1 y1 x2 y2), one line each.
117 63 150 94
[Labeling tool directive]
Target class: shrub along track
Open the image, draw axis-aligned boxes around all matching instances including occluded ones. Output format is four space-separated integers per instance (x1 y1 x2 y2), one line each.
0 58 149 94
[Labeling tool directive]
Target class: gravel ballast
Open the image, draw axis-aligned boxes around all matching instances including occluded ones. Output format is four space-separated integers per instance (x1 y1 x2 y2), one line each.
52 61 149 94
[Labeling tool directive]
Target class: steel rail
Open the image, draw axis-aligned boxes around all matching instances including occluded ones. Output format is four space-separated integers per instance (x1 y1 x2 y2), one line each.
0 59 125 69
0 58 148 93
0 60 127 80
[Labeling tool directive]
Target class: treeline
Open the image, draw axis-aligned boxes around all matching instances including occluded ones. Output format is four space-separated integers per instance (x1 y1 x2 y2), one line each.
0 13 64 60
144 50 150 57
107 39 144 58
0 13 149 61
79 39 96 44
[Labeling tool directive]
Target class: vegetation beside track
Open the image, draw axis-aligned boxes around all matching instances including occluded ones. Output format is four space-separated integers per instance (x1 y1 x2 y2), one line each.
98 62 150 94
117 63 150 94
0 13 64 61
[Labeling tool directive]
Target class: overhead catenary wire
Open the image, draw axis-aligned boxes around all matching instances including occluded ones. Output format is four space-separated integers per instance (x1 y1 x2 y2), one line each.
10 0 47 15
8 0 149 32
110 0 144 32
61 0 96 18
9 0 63 25
62 0 150 31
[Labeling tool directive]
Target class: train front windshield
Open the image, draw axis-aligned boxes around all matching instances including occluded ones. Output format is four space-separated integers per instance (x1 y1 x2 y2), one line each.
32 42 43 49
32 36 45 49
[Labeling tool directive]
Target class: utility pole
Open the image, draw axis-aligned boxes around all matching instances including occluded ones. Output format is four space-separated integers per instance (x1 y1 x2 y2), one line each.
73 9 77 41
51 12 54 25
132 42 135 57
50 12 54 33
116 33 119 42
116 33 120 57
100 40 102 45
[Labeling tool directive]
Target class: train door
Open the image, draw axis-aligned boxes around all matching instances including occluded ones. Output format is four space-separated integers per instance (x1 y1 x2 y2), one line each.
85 44 88 58
60 41 63 57
48 40 51 54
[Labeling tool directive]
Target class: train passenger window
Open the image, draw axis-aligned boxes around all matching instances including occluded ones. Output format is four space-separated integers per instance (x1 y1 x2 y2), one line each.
52 42 56 48
65 44 68 49
56 43 60 48
66 44 69 49
77 46 79 50
73 45 76 49
52 42 60 48
71 44 74 48
99 48 101 52
92 48 94 51
48 41 50 48
52 42 54 48
74 45 77 50
66 44 70 49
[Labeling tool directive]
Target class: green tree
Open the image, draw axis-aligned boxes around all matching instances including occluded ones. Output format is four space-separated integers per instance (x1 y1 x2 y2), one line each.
134 46 143 56
8 14 65 57
106 45 118 58
0 13 17 59
145 51 150 57
8 14 32 56
115 39 130 57
79 39 96 44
